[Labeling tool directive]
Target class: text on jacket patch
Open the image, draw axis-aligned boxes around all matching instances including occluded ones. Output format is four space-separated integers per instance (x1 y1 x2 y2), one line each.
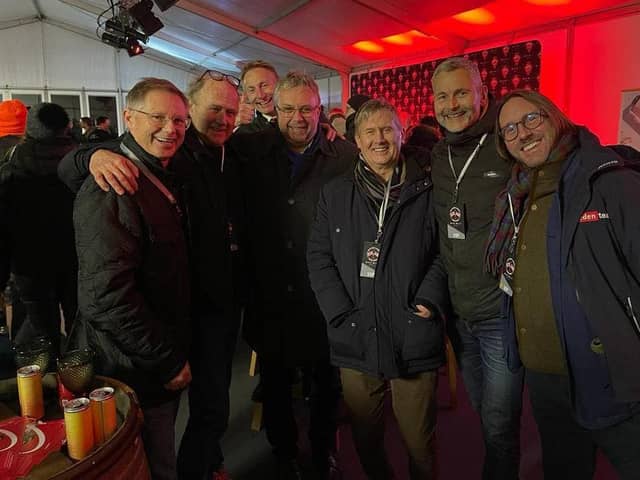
579 210 610 223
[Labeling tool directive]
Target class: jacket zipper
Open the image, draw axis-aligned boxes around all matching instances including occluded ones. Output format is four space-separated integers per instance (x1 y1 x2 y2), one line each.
627 297 640 335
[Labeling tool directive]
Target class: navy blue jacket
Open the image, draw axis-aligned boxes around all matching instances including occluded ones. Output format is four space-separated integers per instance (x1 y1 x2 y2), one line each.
504 128 640 426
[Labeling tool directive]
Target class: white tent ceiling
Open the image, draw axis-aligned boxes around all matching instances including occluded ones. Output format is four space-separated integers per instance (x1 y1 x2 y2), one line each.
2 0 639 79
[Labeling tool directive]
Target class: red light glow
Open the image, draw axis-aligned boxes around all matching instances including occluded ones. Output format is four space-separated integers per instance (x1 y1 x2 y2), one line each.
525 0 571 4
381 30 428 46
352 41 385 53
452 8 496 25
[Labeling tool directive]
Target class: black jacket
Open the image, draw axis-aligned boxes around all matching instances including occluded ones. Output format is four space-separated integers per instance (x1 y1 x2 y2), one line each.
431 102 510 322
69 134 190 408
0 136 76 289
234 129 357 366
235 112 275 134
307 156 447 377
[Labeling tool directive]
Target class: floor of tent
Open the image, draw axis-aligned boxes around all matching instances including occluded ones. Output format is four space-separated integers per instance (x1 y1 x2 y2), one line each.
175 338 618 480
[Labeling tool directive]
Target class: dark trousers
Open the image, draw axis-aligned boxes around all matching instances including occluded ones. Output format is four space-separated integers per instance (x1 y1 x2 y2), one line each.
142 397 181 480
11 272 77 356
261 356 339 469
449 317 524 480
340 368 438 480
177 307 241 479
526 370 640 480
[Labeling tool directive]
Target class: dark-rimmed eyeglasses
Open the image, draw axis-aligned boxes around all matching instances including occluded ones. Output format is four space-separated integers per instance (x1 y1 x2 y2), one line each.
276 105 319 118
197 69 241 88
129 108 191 129
499 111 547 142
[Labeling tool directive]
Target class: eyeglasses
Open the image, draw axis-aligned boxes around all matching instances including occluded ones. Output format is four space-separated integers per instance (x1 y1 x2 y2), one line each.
197 69 241 88
499 111 547 142
129 108 191 129
276 105 319 118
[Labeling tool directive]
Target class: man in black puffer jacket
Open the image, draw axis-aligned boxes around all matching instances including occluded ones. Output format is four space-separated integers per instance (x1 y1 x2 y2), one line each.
0 102 77 356
308 99 447 479
69 79 192 480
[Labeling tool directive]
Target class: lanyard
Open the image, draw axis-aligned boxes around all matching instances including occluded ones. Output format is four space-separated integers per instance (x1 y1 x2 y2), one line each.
120 143 182 217
448 132 488 202
507 192 527 249
375 173 394 243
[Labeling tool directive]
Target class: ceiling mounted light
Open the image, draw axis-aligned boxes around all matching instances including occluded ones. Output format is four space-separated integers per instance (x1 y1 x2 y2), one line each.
127 37 145 57
453 8 496 25
126 0 163 36
525 0 571 5
352 41 385 53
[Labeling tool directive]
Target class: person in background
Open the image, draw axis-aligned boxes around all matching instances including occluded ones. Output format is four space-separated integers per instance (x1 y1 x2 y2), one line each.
238 71 357 479
0 100 27 160
308 99 447 479
87 115 117 143
328 108 346 137
67 78 192 480
487 89 640 480
0 103 77 357
344 94 370 143
430 57 523 479
235 60 279 133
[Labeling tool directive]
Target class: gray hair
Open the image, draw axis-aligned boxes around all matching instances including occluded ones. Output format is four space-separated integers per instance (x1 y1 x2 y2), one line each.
126 78 188 109
273 71 320 106
354 99 402 133
432 57 483 94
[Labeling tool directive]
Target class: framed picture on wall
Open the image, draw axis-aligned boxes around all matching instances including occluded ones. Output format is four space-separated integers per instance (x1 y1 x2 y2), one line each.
619 89 640 150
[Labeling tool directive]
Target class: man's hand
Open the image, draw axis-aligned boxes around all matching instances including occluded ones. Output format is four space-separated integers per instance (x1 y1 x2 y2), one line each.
89 149 139 195
235 93 254 127
320 122 343 142
164 361 192 391
414 304 433 319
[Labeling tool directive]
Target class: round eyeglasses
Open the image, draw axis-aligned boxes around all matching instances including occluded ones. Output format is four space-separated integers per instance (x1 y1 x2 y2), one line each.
499 111 546 141
276 105 319 118
129 108 191 129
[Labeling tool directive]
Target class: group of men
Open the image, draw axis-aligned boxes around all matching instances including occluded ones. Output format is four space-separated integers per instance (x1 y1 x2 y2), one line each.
54 53 640 480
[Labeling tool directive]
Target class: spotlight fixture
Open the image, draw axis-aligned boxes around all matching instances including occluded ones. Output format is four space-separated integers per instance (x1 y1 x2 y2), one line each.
153 0 178 11
127 37 145 57
126 0 163 36
101 31 127 49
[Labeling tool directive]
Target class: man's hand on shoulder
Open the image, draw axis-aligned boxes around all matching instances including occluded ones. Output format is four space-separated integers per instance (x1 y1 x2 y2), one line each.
89 149 139 195
320 122 343 142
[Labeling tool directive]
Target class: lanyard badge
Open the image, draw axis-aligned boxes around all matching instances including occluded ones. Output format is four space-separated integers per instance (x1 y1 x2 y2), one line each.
360 173 393 279
499 193 526 296
446 133 487 240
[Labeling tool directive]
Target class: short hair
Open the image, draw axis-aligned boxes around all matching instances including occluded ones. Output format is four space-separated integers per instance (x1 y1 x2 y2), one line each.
96 116 109 125
432 57 483 94
273 71 320 106
354 99 401 134
126 78 188 110
80 116 93 127
240 60 279 84
495 89 577 161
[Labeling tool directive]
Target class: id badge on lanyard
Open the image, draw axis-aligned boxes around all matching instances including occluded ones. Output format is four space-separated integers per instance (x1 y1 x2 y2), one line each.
499 193 526 296
360 174 392 279
447 133 487 240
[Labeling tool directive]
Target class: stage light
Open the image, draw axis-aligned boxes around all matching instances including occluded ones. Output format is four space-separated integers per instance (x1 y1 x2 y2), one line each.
101 31 127 49
127 37 145 57
453 8 495 25
127 0 163 36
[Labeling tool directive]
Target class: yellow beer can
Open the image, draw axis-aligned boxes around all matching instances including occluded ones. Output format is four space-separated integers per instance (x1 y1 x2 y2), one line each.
89 387 117 445
64 397 94 460
17 365 44 419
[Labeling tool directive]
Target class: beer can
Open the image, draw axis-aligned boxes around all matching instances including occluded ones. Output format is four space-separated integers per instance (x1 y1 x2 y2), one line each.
64 397 94 460
17 365 44 419
89 387 117 445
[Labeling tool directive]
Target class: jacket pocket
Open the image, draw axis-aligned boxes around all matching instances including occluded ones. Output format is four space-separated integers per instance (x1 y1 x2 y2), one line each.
401 310 442 361
327 309 366 360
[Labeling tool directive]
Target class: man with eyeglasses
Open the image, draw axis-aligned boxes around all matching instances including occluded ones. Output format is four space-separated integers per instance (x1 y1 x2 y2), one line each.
59 70 244 480
430 57 523 479
486 90 640 479
66 78 192 480
237 71 357 479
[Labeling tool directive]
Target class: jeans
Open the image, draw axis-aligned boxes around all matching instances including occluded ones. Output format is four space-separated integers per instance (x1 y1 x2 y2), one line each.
340 368 438 480
526 370 640 480
141 397 181 480
177 307 241 479
449 316 524 480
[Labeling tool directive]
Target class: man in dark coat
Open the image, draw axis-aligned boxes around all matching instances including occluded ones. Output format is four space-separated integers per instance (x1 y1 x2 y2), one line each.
236 71 357 479
0 102 76 356
488 90 640 479
86 115 116 143
68 78 192 480
235 60 280 134
430 57 523 479
58 71 245 480
307 99 447 479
